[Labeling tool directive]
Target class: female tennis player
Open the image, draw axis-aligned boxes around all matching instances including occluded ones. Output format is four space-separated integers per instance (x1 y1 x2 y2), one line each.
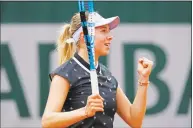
42 12 153 128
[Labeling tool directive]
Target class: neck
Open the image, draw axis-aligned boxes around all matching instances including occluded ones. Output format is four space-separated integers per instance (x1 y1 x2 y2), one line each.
78 49 99 66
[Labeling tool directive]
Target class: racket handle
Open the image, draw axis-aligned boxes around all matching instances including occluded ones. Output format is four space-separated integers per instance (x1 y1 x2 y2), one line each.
90 70 99 94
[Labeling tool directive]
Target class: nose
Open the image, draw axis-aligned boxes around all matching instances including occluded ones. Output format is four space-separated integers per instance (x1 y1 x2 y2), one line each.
106 35 113 41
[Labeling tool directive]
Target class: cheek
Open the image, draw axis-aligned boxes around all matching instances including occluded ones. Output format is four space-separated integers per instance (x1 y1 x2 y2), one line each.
95 40 103 47
94 33 110 55
94 37 104 50
94 34 105 46
94 38 110 55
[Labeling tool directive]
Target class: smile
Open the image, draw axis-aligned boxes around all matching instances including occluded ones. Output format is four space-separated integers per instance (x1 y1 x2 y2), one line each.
104 43 110 47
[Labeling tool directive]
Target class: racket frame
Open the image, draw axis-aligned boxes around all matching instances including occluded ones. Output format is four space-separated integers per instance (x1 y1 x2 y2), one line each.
78 0 99 94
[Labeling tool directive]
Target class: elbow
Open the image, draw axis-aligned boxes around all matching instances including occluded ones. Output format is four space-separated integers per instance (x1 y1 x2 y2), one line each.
41 114 52 128
125 112 143 128
129 107 144 128
130 112 144 128
41 113 68 128
129 119 143 128
41 115 47 128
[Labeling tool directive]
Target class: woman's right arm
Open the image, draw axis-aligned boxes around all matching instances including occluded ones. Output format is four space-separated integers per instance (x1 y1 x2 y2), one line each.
41 75 104 128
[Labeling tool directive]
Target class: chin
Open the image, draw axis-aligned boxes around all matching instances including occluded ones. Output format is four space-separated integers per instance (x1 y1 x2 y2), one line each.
100 50 110 56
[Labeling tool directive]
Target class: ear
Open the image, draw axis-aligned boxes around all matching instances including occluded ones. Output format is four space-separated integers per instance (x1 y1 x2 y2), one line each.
79 32 84 43
80 32 84 40
78 32 86 48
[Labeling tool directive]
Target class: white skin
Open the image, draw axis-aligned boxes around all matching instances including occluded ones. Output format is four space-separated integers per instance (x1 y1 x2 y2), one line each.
42 24 153 128
78 25 113 65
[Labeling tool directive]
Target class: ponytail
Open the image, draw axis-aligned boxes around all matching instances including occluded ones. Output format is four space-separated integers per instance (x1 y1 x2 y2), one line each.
57 24 76 65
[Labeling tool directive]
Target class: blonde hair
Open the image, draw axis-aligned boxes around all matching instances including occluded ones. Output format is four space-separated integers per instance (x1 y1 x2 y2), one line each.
57 12 88 65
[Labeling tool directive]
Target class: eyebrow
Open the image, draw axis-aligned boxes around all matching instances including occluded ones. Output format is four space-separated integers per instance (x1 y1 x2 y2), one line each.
100 26 108 30
101 26 107 29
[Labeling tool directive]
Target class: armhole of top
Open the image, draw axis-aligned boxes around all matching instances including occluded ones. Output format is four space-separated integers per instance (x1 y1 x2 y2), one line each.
49 72 72 87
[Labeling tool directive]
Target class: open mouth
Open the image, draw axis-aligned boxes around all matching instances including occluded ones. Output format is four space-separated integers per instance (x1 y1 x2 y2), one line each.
104 43 110 47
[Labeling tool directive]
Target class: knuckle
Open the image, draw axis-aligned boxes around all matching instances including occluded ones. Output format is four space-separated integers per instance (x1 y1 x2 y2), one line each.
97 94 102 99
95 94 99 97
90 103 94 106
88 99 92 105
88 96 91 100
92 107 96 112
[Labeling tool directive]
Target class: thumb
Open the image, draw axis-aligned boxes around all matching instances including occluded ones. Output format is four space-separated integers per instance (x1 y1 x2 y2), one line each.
143 61 149 68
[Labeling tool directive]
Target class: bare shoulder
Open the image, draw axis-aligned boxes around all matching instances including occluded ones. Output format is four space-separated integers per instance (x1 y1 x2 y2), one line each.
43 75 70 114
50 74 71 93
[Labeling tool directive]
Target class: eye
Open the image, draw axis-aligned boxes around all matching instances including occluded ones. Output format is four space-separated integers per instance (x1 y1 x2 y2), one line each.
101 29 106 32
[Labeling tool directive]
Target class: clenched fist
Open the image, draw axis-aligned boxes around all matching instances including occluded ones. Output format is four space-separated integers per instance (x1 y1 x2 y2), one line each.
137 57 154 84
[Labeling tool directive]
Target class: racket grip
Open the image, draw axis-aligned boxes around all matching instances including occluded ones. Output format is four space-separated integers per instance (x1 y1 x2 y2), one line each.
90 70 99 94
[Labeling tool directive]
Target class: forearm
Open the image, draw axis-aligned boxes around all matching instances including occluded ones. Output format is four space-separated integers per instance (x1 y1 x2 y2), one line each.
42 107 87 128
125 57 153 128
131 84 148 126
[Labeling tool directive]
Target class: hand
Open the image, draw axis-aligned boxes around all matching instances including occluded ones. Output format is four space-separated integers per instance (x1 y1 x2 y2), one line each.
84 94 104 118
137 57 154 83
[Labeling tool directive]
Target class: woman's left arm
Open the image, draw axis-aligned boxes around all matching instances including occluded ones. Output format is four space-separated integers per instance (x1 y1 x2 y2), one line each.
116 57 153 128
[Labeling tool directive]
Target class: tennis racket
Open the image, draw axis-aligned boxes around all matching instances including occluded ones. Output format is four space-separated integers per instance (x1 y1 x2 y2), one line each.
78 0 99 94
